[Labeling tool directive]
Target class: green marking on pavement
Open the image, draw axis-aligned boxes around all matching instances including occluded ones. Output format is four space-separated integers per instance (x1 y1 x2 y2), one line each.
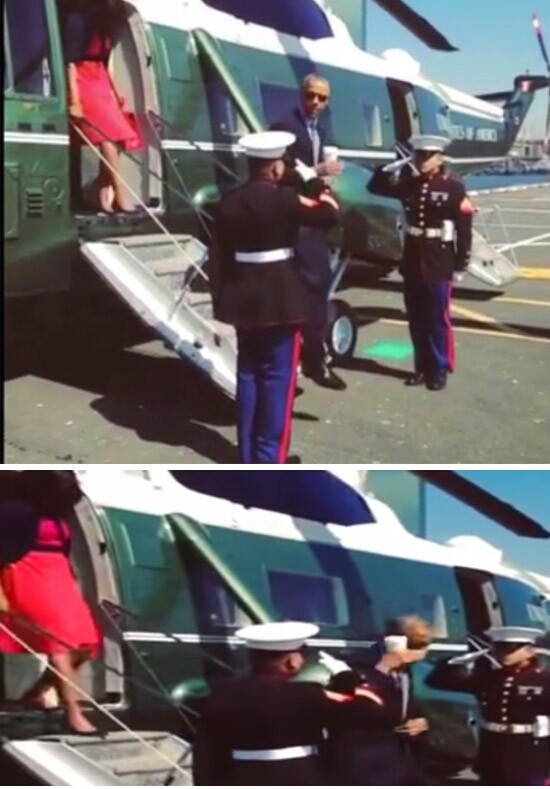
361 340 413 361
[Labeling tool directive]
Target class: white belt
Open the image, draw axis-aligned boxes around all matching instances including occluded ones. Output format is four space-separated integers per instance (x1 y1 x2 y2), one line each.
234 247 293 263
481 722 543 735
406 226 443 238
232 745 318 761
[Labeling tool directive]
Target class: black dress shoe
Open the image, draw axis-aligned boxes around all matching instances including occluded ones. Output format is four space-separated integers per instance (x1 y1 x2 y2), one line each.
309 366 347 391
405 372 425 387
426 373 447 391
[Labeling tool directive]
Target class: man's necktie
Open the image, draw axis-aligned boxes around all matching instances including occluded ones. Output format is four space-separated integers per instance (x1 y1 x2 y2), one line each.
308 121 320 166
393 672 410 721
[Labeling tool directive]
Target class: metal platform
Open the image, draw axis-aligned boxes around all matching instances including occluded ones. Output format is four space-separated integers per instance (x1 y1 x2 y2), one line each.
81 234 237 398
468 204 520 288
2 729 193 786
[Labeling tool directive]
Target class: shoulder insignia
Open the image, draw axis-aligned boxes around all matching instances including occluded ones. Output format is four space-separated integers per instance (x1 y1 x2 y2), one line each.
298 196 319 207
460 197 475 215
355 685 384 706
325 690 355 703
319 193 339 210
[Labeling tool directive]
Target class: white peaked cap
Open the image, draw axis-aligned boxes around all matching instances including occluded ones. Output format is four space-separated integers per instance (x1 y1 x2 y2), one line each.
236 621 320 651
485 626 545 644
239 131 296 160
409 134 451 152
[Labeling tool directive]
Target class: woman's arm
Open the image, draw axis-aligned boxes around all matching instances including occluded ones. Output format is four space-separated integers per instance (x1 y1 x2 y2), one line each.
0 578 9 613
67 63 83 117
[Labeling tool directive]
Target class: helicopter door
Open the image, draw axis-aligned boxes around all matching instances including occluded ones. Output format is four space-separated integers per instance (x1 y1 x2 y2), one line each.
386 79 421 145
194 29 263 188
455 567 504 636
76 2 164 213
3 0 73 293
69 495 126 707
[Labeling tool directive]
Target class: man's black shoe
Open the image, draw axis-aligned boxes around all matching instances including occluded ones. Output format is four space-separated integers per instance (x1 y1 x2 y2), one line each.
426 373 447 391
405 372 425 387
307 366 347 391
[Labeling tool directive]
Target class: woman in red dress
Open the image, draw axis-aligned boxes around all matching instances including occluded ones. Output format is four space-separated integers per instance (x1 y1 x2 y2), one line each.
0 471 101 733
60 0 138 213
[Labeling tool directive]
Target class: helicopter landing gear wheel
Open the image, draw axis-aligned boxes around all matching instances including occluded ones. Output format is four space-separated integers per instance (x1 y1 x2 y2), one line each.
326 298 358 363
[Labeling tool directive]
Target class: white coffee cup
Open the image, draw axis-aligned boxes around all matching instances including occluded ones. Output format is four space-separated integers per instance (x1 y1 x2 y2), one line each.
384 635 408 653
323 145 339 162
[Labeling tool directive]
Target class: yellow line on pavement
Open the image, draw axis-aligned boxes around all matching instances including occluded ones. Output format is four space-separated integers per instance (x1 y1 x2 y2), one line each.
379 318 550 344
495 296 550 307
519 267 550 280
450 303 499 325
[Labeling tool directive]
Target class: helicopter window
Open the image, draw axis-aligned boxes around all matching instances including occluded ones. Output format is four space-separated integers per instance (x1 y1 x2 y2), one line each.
454 567 501 635
494 577 550 630
201 0 333 40
259 83 300 127
186 557 254 630
414 87 451 137
267 570 349 626
205 72 248 140
362 101 382 147
4 0 55 97
361 556 465 640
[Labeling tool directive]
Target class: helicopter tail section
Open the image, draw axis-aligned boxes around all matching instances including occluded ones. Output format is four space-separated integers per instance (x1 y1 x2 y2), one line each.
477 74 549 149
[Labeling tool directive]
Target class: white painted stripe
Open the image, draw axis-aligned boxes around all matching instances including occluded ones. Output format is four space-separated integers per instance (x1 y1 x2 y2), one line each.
4 131 69 145
122 631 468 652
470 183 550 195
496 231 550 252
2 133 514 168
161 141 509 167
497 207 550 214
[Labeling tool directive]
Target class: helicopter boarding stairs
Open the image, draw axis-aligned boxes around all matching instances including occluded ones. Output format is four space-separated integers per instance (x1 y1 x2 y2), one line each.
1 718 193 785
467 203 520 288
81 233 237 400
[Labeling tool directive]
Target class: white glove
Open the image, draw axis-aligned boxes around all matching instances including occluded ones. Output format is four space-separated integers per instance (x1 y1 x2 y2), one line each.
453 271 465 284
294 158 318 183
382 156 413 174
318 650 352 675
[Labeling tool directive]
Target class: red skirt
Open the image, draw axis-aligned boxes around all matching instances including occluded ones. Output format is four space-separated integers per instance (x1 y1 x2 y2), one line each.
0 549 102 658
72 60 138 147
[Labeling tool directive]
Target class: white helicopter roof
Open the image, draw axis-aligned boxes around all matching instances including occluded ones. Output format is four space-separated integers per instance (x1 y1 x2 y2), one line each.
130 0 502 122
77 469 521 582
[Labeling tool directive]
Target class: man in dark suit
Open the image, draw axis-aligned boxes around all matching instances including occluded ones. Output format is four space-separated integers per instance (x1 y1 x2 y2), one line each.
321 616 433 785
271 74 346 391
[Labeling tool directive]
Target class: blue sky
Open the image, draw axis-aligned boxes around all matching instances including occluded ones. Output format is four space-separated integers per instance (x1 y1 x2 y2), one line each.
426 470 550 575
363 0 548 138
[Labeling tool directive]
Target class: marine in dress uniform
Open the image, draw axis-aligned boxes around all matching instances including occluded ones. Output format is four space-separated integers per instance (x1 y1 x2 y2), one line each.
368 135 474 391
192 622 393 786
322 621 433 785
426 626 550 785
271 74 346 391
209 131 340 464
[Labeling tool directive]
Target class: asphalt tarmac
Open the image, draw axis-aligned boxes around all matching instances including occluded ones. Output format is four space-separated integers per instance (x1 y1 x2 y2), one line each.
4 184 549 464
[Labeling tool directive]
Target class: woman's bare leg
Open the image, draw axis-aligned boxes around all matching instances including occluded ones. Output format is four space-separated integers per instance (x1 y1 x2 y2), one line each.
22 650 90 708
50 651 96 733
21 667 58 708
99 140 134 211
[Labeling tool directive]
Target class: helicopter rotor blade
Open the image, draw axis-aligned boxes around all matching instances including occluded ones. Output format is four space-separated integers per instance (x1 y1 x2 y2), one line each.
370 0 458 51
411 471 550 539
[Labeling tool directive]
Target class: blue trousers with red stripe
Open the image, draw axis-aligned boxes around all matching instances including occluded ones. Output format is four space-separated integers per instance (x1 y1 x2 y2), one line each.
403 276 455 375
236 326 301 464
